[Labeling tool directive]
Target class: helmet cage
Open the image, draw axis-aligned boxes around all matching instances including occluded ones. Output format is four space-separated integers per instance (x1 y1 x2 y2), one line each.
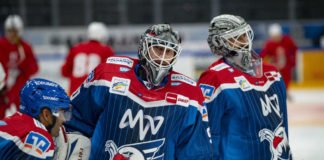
142 36 182 70
218 24 254 54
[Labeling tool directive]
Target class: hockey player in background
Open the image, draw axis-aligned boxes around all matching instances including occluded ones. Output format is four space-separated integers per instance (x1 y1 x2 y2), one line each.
61 22 114 95
0 78 71 159
0 14 39 118
0 63 5 91
198 14 292 160
63 24 212 160
260 23 297 93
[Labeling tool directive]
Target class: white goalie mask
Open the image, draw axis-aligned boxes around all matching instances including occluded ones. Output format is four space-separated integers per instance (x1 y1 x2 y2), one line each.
207 14 262 77
139 24 182 86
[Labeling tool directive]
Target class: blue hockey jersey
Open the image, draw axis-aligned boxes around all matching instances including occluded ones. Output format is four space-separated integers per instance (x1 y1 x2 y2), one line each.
0 112 55 160
65 56 212 160
198 59 292 160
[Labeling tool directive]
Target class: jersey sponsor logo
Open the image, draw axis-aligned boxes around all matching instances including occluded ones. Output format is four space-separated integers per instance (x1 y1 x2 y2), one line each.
24 131 51 155
105 138 165 160
119 109 164 141
110 77 131 96
171 74 196 86
199 84 215 100
119 67 130 72
264 71 280 82
200 104 208 122
260 94 281 118
42 96 58 101
234 76 252 91
34 80 58 87
210 63 230 71
165 92 190 107
106 57 134 68
171 82 181 86
259 122 290 160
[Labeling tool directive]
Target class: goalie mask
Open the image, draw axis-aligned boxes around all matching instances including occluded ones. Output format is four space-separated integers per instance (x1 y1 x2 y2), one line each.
207 14 262 77
138 24 182 86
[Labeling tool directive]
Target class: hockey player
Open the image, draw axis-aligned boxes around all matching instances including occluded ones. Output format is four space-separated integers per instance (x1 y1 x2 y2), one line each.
0 14 39 118
260 23 297 91
0 78 71 159
61 22 115 95
64 24 212 159
198 14 292 160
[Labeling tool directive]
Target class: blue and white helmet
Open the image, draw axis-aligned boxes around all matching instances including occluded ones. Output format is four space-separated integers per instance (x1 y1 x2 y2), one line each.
20 78 70 119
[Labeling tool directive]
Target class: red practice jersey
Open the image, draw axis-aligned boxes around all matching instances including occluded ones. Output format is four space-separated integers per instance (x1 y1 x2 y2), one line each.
61 40 114 94
260 35 297 88
0 37 39 118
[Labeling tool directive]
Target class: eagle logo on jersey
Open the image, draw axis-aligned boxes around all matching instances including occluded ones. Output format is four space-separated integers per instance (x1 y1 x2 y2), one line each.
24 131 51 155
259 122 290 160
105 138 165 160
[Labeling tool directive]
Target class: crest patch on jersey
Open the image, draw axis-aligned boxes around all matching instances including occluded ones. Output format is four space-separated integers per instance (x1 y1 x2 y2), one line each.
171 74 196 86
165 92 190 107
106 57 134 68
24 131 51 155
110 77 130 96
234 76 252 91
199 84 215 100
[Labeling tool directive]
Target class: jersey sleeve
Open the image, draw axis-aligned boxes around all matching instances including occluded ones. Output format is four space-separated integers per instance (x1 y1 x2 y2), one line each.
0 130 54 160
61 47 75 77
175 106 212 160
64 66 109 137
278 74 289 137
198 70 228 159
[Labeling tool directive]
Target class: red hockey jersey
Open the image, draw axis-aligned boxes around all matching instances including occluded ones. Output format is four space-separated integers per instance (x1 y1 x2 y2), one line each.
0 37 39 118
61 40 114 94
0 112 55 159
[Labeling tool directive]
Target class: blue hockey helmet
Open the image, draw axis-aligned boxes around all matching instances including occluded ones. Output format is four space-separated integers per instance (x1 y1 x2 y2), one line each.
20 78 70 119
